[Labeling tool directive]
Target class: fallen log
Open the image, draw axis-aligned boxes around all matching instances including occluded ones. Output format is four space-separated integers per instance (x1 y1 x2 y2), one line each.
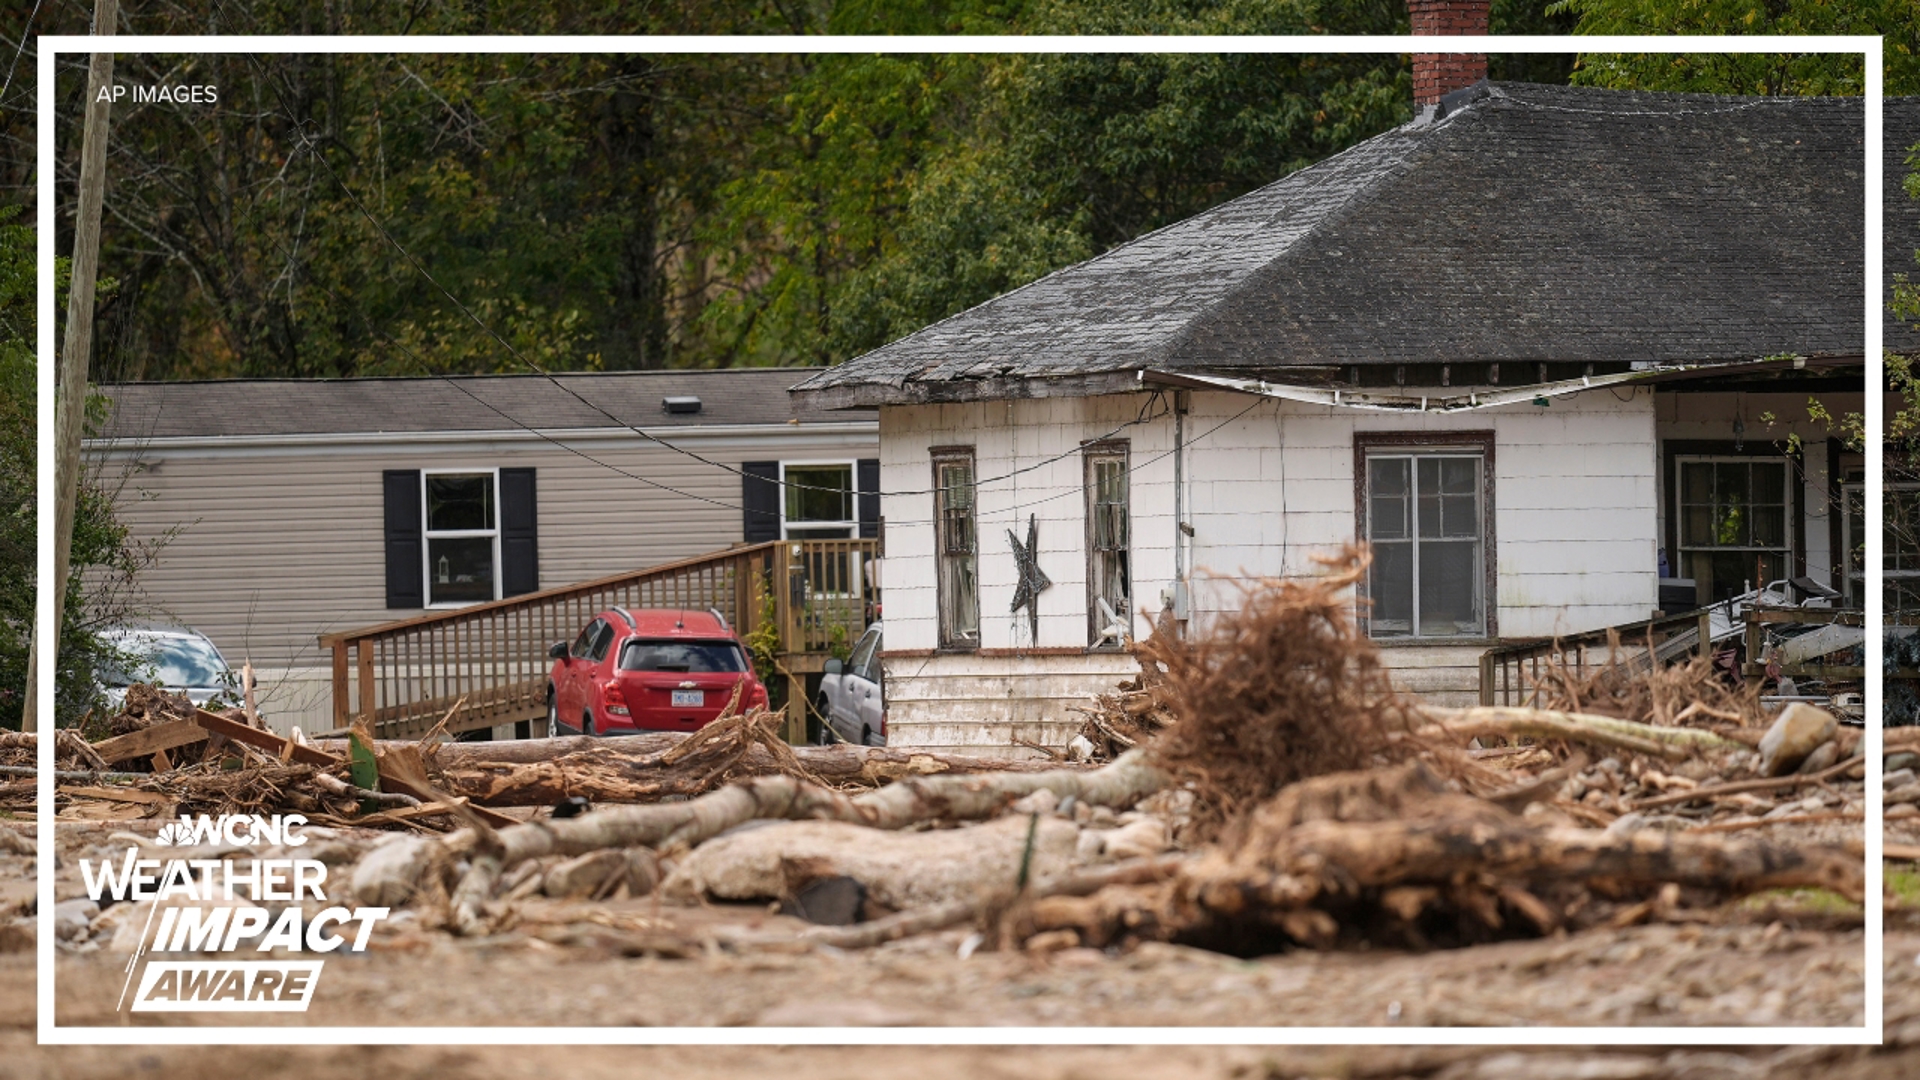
1416 706 1746 761
395 749 1168 933
316 732 1078 781
1630 754 1863 811
783 853 1191 950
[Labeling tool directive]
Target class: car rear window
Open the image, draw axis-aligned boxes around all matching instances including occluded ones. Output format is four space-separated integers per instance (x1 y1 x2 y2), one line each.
618 640 747 673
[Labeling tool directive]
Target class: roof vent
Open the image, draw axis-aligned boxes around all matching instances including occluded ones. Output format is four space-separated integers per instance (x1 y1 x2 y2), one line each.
663 396 702 415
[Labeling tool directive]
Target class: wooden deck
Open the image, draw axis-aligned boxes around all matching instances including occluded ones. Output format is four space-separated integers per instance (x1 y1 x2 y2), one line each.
319 539 878 741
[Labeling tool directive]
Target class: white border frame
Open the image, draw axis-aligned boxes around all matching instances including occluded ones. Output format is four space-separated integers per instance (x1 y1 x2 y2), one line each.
36 32 1882 1046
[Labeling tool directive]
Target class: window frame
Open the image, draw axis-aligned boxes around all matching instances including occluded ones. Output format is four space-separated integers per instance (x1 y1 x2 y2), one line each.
1083 439 1133 649
778 459 859 541
1353 431 1497 642
1867 472 1920 622
421 467 502 609
931 446 981 650
1670 451 1796 604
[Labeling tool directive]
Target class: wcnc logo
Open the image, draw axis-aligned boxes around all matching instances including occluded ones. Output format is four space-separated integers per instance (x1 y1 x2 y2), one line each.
79 813 388 1013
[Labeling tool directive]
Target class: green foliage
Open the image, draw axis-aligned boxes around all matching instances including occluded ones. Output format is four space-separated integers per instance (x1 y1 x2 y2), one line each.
743 584 782 680
0 200 170 728
0 204 31 726
1551 0 1918 96
57 0 1526 381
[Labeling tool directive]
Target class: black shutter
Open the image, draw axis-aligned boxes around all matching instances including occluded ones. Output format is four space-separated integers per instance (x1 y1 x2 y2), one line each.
382 470 423 609
742 461 781 543
857 458 880 539
500 468 539 597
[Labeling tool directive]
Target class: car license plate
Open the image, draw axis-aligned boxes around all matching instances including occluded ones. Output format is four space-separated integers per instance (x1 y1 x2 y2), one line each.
672 690 704 708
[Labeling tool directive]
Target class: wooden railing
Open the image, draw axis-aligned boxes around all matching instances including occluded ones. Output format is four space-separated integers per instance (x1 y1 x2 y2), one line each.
321 539 879 740
1477 609 1715 707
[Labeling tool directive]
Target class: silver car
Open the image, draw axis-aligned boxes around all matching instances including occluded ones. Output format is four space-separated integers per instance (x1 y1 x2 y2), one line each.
97 624 237 711
816 622 884 746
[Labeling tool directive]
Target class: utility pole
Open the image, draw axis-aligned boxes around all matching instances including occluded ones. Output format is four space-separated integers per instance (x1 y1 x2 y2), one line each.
26 0 115 732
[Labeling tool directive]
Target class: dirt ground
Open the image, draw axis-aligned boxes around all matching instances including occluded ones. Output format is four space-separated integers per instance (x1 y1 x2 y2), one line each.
23 812 1873 1030
0 825 1909 1079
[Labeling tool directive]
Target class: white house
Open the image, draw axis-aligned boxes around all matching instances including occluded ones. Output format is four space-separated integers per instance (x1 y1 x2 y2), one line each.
792 78 1865 754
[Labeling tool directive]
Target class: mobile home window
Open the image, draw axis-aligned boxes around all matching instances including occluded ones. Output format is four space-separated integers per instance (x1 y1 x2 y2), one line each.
1363 448 1487 639
424 471 499 606
782 463 856 540
1676 457 1790 604
932 448 981 648
1085 443 1131 647
382 468 538 610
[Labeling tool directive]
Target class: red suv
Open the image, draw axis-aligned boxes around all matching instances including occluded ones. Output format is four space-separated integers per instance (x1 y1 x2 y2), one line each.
546 608 770 736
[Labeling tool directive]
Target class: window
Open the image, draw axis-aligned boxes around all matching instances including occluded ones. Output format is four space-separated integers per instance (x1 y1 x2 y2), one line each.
847 623 882 681
424 472 497 605
1359 436 1491 639
782 463 856 540
1085 443 1131 647
1676 457 1790 604
1863 473 1920 622
571 618 611 661
382 468 537 610
932 448 980 648
619 640 748 673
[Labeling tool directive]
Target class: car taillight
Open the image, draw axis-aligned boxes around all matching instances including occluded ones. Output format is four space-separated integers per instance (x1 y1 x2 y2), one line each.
747 682 769 709
603 682 630 716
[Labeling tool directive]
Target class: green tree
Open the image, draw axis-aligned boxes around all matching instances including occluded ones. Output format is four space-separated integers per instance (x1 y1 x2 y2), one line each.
1551 0 1919 96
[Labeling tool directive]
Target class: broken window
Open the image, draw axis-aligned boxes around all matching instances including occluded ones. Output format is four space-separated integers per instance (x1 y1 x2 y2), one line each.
1363 447 1486 639
424 471 498 606
1085 443 1131 647
932 449 980 647
1677 457 1791 605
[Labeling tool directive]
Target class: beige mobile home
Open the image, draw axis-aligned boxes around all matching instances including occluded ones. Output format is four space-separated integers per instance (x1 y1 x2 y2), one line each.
89 368 877 734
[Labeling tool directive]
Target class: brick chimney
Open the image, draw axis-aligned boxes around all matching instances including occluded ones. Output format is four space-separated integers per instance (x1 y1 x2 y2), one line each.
1408 0 1489 107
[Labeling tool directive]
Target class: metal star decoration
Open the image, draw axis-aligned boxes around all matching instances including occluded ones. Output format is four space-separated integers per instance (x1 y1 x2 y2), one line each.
1007 513 1052 641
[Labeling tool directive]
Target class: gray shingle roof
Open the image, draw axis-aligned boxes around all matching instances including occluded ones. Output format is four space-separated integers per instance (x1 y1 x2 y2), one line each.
795 82 1864 407
1889 98 1920 356
97 368 869 441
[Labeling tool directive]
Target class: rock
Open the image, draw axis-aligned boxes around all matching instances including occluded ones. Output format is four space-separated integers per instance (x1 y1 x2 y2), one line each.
1795 740 1841 776
1888 752 1920 774
780 875 866 926
661 814 1081 909
1756 703 1837 777
350 834 441 907
542 849 632 900
1009 788 1060 816
1065 734 1096 763
1887 769 1918 791
1102 817 1171 860
52 899 97 942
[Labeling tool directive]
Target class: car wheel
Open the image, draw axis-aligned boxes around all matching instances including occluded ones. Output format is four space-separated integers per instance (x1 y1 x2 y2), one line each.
582 710 595 737
861 725 879 747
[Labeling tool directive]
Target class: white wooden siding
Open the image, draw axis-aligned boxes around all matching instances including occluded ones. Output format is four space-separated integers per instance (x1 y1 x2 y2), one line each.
878 387 1663 749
